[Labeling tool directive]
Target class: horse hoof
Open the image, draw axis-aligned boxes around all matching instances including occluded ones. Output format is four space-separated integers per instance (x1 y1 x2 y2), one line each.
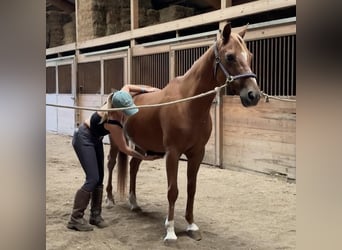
163 229 178 242
130 205 142 212
104 198 115 209
163 238 177 245
163 235 177 243
187 230 202 241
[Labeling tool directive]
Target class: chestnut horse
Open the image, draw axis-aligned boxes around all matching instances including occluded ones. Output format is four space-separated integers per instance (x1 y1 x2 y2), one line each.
105 23 261 241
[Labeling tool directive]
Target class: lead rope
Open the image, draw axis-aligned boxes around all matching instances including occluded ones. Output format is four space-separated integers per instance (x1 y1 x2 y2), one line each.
260 92 296 103
46 85 227 112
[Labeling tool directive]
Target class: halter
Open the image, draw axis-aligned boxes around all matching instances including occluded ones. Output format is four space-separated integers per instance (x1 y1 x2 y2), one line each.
213 41 257 84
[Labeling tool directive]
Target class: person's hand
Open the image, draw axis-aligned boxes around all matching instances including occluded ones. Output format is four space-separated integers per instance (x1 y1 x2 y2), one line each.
149 87 160 92
141 87 160 93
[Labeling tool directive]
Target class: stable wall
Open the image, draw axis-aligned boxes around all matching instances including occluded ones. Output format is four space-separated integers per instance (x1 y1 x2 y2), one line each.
222 96 296 179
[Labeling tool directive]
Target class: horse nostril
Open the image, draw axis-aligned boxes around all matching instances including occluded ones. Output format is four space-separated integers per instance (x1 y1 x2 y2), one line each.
248 91 255 100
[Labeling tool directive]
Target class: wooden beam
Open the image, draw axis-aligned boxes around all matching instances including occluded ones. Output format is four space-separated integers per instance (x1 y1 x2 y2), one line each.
46 43 76 56
131 44 170 56
170 38 214 50
47 0 74 13
244 23 296 41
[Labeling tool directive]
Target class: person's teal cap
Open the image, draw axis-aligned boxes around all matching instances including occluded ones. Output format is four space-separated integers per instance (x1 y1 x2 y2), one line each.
112 91 139 116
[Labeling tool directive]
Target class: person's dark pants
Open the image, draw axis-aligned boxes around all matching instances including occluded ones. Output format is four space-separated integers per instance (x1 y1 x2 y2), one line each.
72 124 104 192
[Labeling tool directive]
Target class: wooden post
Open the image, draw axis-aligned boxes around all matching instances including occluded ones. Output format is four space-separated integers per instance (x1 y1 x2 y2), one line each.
221 0 232 9
75 0 79 46
214 0 232 167
73 49 80 128
219 0 232 32
130 0 139 47
100 60 104 95
169 50 175 81
131 0 139 30
214 90 223 167
127 48 132 84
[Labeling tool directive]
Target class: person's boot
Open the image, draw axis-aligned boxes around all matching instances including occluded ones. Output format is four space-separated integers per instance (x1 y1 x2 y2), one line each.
89 185 108 228
67 188 93 231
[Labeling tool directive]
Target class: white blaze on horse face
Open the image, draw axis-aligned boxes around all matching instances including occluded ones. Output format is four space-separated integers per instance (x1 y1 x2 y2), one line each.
241 51 248 62
239 45 258 87
251 77 258 85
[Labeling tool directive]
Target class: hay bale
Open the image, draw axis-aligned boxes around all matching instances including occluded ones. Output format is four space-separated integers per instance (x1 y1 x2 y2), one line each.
139 8 159 27
106 0 118 10
46 10 70 47
63 12 76 44
120 0 130 8
159 5 194 23
119 7 130 26
46 24 50 48
78 0 107 41
121 23 131 32
63 21 76 44
146 9 159 25
106 8 120 35
78 0 134 39
138 8 148 27
139 0 153 9
105 2 130 35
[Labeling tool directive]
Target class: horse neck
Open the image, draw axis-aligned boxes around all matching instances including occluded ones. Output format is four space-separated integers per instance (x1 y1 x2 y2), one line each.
183 46 216 94
180 46 217 113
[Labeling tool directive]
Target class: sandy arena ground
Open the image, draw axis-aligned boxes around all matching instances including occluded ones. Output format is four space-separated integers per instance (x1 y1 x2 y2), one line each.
46 132 296 250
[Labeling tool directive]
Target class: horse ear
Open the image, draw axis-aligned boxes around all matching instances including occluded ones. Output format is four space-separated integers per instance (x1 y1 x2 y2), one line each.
222 22 231 44
238 23 249 38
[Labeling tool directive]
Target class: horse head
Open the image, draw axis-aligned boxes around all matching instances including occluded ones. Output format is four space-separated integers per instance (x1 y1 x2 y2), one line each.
215 22 260 107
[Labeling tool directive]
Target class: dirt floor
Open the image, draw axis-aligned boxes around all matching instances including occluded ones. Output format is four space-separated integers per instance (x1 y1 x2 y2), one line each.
46 132 296 250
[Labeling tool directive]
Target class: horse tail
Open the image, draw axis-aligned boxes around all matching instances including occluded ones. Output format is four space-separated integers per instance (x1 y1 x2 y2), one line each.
117 151 128 199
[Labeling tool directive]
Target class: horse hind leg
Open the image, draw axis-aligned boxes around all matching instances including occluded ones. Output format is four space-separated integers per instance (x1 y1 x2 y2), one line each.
184 148 204 241
104 144 118 208
128 155 142 211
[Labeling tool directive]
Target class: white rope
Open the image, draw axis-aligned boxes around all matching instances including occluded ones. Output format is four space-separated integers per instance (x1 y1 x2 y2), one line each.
46 85 226 112
260 92 296 103
46 84 296 112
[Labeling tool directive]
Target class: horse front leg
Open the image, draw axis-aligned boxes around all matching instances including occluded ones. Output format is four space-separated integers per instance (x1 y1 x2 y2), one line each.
104 143 118 208
184 148 205 241
128 156 142 211
164 149 180 242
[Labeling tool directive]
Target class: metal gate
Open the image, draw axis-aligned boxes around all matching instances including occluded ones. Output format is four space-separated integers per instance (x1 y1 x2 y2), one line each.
76 48 129 143
132 52 169 88
246 35 296 97
46 56 76 136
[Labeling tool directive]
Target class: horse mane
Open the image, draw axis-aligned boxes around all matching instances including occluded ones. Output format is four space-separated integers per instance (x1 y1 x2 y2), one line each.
183 44 215 79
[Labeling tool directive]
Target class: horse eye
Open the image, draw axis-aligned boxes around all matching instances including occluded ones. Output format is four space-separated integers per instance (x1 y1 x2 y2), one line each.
226 54 236 62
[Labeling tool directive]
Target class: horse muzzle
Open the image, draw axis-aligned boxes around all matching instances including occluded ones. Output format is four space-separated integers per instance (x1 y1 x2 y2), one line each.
240 88 261 107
